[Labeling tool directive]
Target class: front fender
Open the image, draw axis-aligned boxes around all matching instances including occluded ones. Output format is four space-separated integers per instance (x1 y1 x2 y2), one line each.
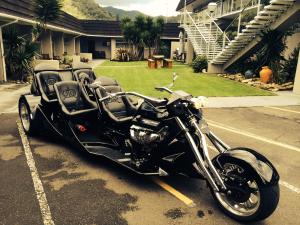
212 148 279 186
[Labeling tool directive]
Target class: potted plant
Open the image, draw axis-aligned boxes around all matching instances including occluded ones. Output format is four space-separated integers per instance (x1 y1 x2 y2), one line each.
259 66 273 83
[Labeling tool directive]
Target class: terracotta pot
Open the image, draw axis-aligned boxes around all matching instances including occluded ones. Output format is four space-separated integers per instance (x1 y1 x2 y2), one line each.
260 66 272 84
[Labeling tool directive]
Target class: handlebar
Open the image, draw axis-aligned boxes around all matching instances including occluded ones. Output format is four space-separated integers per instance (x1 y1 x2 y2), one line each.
155 86 173 94
97 91 167 105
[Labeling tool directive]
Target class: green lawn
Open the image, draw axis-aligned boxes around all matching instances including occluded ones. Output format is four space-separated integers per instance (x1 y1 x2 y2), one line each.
94 61 273 98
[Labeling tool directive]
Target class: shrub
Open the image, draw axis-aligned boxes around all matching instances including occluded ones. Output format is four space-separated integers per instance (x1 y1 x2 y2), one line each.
192 56 208 73
116 48 132 61
60 55 73 66
3 27 39 81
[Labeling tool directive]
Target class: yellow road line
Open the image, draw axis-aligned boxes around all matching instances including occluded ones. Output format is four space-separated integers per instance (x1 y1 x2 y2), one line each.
265 106 300 115
151 177 196 207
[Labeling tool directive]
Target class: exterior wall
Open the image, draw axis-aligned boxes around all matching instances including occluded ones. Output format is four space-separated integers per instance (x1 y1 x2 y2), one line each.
171 41 188 57
75 38 81 55
95 38 111 59
0 27 6 82
52 33 64 58
40 30 53 59
64 37 75 55
111 38 116 60
144 48 155 59
284 32 300 59
293 51 300 94
186 39 194 64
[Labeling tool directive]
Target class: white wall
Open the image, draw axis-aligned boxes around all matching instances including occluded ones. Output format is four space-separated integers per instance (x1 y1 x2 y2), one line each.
0 27 6 82
95 39 111 59
285 32 300 59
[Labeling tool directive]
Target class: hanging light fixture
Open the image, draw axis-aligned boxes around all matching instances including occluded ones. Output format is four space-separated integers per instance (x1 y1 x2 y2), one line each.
207 2 217 13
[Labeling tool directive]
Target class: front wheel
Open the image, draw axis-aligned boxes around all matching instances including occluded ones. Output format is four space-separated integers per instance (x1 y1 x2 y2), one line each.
19 98 37 135
211 159 279 222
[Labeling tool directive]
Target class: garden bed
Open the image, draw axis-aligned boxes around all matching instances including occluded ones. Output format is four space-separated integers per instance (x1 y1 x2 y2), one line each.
217 73 294 92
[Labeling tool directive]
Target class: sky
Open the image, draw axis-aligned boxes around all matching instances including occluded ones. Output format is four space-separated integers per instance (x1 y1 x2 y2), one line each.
97 0 180 17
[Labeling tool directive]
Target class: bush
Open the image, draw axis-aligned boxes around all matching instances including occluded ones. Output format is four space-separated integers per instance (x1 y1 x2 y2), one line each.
116 48 132 61
192 56 208 73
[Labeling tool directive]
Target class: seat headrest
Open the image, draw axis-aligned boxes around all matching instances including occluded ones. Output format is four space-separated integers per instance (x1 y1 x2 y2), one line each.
93 76 119 87
55 81 81 107
74 69 96 82
37 71 60 78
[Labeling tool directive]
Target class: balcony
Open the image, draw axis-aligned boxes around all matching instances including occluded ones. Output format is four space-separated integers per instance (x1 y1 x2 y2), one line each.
193 0 262 21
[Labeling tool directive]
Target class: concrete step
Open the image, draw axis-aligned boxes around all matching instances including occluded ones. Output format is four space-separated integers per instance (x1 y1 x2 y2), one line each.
270 0 295 5
264 5 288 10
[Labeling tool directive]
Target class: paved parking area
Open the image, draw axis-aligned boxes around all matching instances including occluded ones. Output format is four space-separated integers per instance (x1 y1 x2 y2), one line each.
0 106 300 225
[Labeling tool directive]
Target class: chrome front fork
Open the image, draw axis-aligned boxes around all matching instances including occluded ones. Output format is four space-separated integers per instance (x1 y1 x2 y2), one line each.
176 117 228 192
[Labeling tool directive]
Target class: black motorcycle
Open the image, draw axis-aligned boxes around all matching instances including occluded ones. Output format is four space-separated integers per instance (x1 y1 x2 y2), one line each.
19 63 279 222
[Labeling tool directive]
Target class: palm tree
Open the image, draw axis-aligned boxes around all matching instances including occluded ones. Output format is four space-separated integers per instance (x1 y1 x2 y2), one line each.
32 0 62 40
33 0 62 26
121 16 165 60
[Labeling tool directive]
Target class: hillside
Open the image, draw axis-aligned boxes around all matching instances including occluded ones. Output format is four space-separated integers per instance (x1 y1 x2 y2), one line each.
62 0 114 20
104 6 180 23
104 6 146 20
62 0 180 22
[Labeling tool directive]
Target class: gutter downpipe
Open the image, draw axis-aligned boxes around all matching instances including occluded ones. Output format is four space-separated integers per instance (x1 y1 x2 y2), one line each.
0 19 18 82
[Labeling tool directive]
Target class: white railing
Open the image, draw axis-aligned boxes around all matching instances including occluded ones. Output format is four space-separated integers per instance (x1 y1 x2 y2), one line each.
195 0 261 19
180 9 231 60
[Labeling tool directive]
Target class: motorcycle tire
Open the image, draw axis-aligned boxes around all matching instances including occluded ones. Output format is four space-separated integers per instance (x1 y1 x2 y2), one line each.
210 158 280 222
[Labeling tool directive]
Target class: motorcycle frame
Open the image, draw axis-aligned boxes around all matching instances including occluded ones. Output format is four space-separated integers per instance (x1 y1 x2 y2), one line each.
95 90 231 192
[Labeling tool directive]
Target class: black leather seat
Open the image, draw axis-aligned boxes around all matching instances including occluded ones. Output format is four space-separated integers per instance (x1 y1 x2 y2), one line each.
54 81 97 116
95 77 137 123
36 71 62 102
74 69 96 84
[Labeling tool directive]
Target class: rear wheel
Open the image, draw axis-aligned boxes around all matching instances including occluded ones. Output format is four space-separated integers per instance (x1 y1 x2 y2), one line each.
211 159 279 222
19 98 36 135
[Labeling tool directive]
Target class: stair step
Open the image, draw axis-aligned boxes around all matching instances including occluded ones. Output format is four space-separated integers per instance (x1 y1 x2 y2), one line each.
264 5 289 10
242 29 259 33
258 10 282 15
270 0 295 5
255 15 275 20
182 0 295 65
250 19 267 24
246 24 265 28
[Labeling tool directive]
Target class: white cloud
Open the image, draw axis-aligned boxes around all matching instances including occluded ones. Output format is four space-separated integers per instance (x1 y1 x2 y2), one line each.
99 0 180 17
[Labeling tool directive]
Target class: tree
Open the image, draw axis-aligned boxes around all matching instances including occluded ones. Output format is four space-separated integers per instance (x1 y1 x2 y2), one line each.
32 0 62 40
142 17 155 58
3 27 39 81
153 17 165 55
121 15 165 60
33 0 62 26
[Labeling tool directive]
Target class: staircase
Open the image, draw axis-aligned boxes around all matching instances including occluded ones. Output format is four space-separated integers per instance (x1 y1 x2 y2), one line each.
181 0 297 68
181 12 230 61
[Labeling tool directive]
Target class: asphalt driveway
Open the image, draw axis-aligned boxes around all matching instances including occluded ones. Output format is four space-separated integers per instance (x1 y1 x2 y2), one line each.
0 105 300 225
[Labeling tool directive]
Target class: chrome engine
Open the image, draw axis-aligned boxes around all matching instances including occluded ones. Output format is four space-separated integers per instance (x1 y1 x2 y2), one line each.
129 125 168 169
130 125 164 144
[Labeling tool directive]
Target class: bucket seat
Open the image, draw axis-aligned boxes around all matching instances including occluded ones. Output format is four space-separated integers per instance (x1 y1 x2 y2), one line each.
54 81 97 116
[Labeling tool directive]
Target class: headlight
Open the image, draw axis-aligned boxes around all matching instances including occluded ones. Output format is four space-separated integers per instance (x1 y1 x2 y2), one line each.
191 96 208 109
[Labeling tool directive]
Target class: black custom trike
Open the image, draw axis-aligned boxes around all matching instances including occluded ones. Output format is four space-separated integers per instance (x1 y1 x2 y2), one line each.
19 63 280 222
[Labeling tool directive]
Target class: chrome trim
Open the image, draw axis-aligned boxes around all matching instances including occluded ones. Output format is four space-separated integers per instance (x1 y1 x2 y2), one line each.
192 120 227 190
97 91 167 104
175 117 220 191
208 131 231 152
